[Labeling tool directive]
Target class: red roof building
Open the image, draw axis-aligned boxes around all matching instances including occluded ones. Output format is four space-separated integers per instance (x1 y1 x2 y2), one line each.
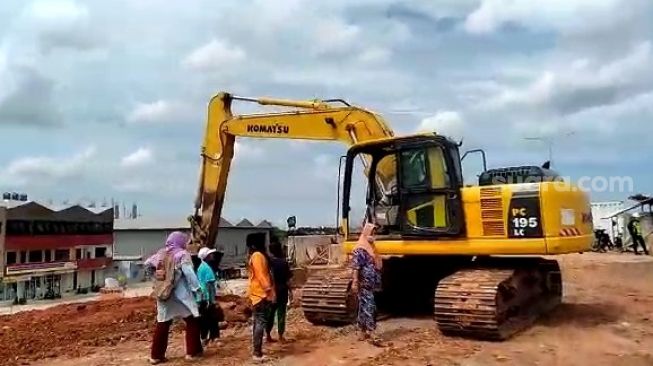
0 200 113 304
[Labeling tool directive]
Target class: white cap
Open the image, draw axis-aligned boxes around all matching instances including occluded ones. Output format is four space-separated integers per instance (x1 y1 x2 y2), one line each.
198 247 217 260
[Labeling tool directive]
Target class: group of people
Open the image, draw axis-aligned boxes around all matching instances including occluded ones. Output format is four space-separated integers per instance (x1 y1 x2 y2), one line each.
143 230 294 364
142 221 384 363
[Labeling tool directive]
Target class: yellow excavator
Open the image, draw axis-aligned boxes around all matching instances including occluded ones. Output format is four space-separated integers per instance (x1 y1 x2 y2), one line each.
188 91 593 340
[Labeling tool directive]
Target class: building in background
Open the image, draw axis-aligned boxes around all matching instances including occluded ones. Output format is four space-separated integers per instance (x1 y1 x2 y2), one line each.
591 201 625 242
112 216 275 281
0 198 113 304
600 195 653 253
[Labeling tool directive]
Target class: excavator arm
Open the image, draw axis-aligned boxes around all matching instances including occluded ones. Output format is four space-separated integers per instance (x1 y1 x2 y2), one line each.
188 92 395 250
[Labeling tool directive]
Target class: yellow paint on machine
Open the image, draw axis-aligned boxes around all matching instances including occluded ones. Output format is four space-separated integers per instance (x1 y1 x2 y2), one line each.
344 181 593 256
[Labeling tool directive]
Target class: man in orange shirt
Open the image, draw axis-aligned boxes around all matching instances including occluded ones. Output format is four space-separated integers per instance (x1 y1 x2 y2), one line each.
246 233 275 362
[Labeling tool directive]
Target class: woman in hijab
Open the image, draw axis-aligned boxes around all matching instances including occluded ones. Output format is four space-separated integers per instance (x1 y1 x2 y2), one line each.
144 231 203 364
350 222 383 345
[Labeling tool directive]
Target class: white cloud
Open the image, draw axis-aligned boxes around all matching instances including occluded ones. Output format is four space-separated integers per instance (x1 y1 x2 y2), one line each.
401 0 481 20
288 140 329 151
484 41 653 115
234 141 264 160
1 0 652 224
120 147 153 168
310 18 360 56
465 0 625 35
0 64 61 126
181 39 246 72
27 0 88 23
417 111 466 142
24 0 101 53
313 154 339 181
357 46 391 64
126 100 192 124
113 180 150 193
0 146 96 187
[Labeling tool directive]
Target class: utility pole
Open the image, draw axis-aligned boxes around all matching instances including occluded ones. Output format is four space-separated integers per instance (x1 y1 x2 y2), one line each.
523 131 575 168
524 137 553 166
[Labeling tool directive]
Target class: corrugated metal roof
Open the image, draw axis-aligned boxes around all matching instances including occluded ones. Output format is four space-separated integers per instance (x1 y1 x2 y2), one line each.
1 200 113 222
114 216 249 231
236 218 254 227
602 199 653 219
257 220 273 228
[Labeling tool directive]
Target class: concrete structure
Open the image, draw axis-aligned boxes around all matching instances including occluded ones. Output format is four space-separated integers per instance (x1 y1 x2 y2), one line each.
286 234 343 266
0 199 113 304
112 217 275 281
601 197 653 253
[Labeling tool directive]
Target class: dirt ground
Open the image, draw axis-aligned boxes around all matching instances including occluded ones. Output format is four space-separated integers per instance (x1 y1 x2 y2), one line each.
2 252 652 366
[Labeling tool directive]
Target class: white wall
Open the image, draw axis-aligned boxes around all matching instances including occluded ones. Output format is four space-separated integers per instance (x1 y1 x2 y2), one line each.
95 270 106 287
77 270 92 289
591 201 624 241
61 272 75 293
114 230 171 258
113 228 272 268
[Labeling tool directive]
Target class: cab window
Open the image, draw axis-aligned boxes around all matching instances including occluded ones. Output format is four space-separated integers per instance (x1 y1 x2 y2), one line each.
400 149 428 188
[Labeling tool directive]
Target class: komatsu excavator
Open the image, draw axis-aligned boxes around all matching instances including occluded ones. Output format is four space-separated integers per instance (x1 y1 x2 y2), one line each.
189 91 593 340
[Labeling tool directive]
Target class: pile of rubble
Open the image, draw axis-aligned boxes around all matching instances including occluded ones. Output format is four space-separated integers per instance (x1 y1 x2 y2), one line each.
0 295 253 366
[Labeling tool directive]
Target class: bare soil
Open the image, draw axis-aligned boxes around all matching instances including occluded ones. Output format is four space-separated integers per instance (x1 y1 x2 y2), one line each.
3 252 652 366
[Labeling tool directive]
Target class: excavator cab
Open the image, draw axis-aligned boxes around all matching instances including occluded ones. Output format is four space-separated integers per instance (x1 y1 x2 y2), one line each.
342 133 466 240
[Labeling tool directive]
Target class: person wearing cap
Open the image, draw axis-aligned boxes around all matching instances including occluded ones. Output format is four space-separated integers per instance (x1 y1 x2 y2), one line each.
196 247 220 345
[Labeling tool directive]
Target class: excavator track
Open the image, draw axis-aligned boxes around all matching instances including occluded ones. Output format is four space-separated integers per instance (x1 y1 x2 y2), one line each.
434 258 562 340
302 276 357 325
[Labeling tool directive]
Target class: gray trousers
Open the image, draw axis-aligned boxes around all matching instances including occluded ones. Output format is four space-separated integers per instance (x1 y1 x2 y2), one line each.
252 299 271 357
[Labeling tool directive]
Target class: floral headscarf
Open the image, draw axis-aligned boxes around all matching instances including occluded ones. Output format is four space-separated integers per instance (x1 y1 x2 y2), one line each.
353 222 382 270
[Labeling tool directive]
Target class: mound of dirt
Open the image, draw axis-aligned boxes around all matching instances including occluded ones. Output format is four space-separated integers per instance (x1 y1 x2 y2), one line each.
217 295 252 322
0 295 252 366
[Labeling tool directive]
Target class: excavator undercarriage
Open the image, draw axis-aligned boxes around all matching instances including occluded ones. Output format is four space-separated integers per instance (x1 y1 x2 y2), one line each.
301 256 563 341
302 275 357 325
434 257 562 340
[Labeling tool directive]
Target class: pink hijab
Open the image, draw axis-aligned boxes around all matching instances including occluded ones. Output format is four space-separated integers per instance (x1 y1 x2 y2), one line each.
145 231 191 268
354 222 382 270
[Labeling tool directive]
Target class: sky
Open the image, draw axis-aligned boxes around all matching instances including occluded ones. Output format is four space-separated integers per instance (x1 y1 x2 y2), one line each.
0 0 652 227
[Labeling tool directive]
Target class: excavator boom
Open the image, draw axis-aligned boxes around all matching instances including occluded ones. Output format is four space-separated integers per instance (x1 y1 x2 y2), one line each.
189 92 394 250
